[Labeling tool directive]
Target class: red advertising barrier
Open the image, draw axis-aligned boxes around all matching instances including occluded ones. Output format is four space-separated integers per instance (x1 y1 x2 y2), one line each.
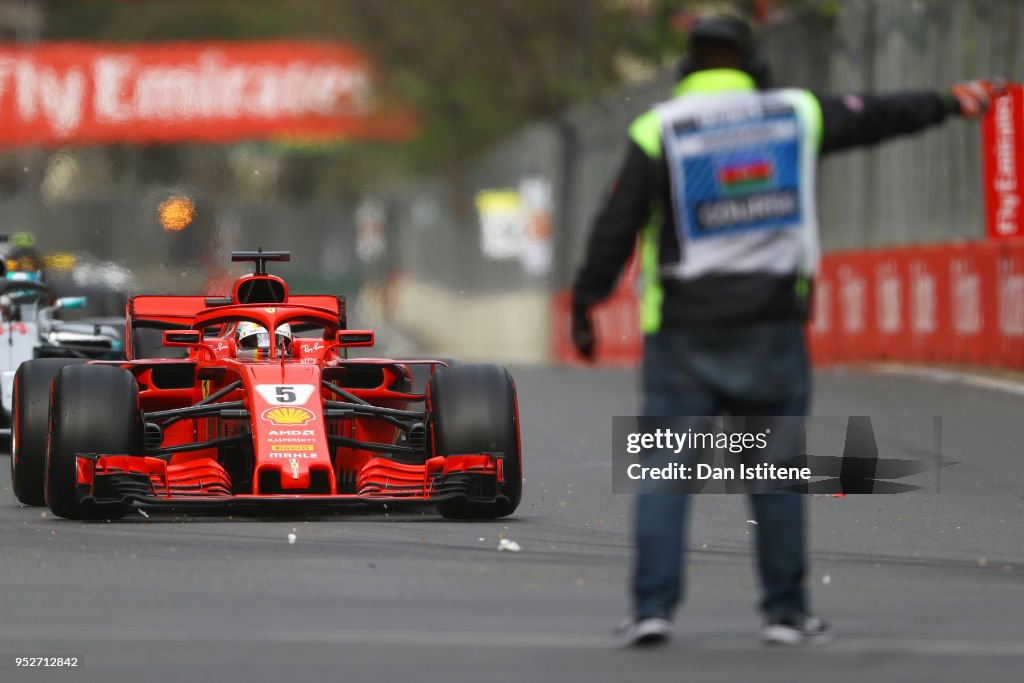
0 41 416 147
553 239 1024 370
809 241 1020 368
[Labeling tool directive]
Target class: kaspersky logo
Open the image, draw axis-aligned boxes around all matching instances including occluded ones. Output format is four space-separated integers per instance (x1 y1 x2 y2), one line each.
262 407 315 426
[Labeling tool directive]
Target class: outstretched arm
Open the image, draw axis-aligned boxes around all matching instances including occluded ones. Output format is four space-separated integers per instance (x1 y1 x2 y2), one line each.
816 91 955 155
816 80 999 155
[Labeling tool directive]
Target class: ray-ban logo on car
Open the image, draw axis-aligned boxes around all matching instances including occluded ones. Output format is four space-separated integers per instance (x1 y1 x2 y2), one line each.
301 342 325 353
262 406 315 426
255 384 316 405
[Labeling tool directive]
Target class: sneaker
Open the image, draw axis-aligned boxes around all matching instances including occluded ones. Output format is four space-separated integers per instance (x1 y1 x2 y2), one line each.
615 616 672 647
761 613 835 646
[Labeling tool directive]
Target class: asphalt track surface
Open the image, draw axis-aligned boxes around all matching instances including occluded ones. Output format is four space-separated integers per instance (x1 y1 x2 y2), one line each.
1 366 1022 682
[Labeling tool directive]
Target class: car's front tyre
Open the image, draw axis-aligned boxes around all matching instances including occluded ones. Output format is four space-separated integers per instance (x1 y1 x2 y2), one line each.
427 364 522 520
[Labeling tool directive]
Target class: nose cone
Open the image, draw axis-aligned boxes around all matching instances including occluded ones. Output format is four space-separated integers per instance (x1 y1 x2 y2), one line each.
243 363 333 493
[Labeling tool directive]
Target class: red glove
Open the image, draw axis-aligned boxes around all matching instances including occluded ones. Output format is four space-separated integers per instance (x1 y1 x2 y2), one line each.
949 78 1007 119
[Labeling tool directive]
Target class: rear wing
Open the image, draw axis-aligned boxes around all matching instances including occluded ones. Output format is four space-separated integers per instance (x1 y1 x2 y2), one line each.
126 294 347 360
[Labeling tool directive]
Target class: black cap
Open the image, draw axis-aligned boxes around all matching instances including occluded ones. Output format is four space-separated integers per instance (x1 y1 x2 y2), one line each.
689 14 754 57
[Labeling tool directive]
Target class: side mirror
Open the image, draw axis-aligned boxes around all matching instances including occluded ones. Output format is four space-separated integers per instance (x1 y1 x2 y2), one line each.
55 296 87 310
335 330 374 347
163 329 202 346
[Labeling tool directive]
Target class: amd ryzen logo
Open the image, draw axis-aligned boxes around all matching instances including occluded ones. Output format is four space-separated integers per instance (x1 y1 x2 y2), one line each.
268 430 315 437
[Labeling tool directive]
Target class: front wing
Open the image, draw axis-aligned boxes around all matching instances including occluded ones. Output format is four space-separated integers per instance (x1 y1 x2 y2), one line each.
75 452 509 510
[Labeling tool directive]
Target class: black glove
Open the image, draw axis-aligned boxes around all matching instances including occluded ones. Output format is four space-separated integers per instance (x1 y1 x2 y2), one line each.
571 302 595 362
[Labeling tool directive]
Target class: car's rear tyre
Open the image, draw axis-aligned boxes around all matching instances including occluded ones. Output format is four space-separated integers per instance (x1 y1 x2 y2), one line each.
11 358 87 506
45 364 142 520
428 364 521 519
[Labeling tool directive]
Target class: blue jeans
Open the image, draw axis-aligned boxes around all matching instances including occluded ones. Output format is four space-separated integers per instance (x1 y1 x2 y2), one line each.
633 320 809 620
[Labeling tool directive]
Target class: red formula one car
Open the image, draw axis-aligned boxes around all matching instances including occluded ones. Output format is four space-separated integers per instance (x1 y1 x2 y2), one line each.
9 250 521 520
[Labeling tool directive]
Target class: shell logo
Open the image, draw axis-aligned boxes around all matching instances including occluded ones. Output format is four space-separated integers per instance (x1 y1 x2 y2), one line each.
262 406 315 426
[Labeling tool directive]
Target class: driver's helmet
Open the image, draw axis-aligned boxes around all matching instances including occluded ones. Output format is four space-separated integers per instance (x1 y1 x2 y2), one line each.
6 245 44 280
236 321 293 351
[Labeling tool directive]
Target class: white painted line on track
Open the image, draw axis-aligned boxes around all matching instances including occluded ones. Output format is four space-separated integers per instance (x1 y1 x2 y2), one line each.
862 363 1024 397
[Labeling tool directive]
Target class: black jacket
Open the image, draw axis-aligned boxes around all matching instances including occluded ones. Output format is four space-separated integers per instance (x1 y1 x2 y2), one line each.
572 88 960 327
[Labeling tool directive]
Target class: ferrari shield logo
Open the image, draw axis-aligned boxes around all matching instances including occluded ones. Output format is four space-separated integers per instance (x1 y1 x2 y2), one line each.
201 379 212 399
290 458 300 480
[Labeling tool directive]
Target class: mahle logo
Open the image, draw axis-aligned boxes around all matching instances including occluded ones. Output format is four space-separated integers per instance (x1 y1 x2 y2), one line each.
270 452 318 460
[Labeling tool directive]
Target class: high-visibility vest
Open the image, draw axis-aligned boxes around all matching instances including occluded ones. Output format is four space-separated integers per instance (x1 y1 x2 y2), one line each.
629 69 823 333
